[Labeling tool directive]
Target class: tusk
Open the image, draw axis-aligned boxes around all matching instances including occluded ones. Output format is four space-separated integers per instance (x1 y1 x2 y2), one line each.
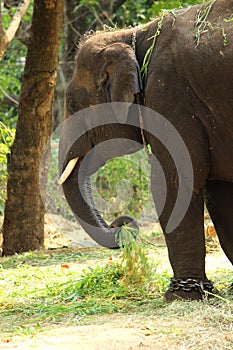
58 157 79 185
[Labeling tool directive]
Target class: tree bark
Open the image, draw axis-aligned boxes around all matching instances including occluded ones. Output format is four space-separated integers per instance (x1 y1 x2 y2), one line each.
2 0 65 256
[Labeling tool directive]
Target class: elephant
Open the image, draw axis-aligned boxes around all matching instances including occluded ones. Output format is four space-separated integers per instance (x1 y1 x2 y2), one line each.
59 0 233 301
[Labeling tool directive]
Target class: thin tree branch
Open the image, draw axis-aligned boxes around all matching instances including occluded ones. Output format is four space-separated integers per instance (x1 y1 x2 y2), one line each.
0 86 19 107
5 0 30 43
113 0 127 12
87 0 128 32
0 0 6 37
0 0 30 60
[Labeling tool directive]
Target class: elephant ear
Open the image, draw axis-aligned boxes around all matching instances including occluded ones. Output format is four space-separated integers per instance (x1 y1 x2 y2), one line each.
98 43 142 122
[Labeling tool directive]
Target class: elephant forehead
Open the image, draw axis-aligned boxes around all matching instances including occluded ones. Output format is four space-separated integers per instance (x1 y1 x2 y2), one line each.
73 66 96 91
76 39 103 68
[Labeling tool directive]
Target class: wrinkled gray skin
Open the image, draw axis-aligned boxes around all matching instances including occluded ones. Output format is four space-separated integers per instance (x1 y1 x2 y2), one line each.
60 0 233 301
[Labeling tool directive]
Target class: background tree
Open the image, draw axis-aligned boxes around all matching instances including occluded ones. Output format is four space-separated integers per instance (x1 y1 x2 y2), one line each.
2 0 65 255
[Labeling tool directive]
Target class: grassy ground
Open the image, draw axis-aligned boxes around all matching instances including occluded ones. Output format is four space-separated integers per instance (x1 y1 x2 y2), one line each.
0 231 232 349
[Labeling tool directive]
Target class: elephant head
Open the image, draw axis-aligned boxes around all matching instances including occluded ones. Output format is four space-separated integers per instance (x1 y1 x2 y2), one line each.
59 33 144 248
66 36 142 117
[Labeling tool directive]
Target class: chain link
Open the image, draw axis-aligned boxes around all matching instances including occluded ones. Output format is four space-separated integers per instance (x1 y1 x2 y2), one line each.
168 278 214 299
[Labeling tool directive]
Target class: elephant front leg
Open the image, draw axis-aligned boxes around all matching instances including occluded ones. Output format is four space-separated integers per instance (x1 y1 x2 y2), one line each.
151 160 213 301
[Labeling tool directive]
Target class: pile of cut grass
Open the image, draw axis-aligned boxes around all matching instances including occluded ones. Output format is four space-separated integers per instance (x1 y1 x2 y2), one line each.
0 240 168 335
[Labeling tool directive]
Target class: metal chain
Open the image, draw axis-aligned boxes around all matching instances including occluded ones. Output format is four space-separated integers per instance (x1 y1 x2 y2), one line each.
168 278 214 299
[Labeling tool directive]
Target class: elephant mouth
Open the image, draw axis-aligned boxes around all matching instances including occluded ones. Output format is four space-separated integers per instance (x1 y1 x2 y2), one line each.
59 126 144 186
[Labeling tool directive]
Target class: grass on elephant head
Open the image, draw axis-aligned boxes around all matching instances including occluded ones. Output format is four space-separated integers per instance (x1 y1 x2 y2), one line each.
0 233 232 338
195 0 228 47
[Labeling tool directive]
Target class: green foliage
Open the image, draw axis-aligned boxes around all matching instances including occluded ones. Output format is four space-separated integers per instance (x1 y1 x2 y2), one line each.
0 40 25 127
113 0 153 26
0 122 15 214
148 0 204 18
76 0 203 29
113 0 204 26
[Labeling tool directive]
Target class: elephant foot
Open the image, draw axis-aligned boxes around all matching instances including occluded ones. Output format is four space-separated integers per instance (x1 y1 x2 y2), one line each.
164 278 214 301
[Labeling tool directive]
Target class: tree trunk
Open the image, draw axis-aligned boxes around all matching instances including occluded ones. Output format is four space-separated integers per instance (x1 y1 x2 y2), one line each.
2 0 65 256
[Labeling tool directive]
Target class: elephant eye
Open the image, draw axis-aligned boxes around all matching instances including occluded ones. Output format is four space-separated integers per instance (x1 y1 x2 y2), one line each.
97 73 108 92
67 97 78 114
97 74 111 102
66 87 89 113
77 87 88 101
106 81 111 102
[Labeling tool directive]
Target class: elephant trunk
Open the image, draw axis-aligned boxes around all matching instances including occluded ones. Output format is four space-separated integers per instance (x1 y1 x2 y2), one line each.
62 158 138 248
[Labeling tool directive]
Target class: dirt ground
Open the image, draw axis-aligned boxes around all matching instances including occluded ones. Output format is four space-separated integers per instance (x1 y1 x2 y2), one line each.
0 314 190 350
1 295 232 350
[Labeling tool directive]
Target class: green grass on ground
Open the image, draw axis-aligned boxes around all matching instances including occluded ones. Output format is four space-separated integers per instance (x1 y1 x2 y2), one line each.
0 234 232 348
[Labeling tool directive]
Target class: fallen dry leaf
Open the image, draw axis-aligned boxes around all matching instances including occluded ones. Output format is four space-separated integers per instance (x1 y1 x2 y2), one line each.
61 264 69 269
